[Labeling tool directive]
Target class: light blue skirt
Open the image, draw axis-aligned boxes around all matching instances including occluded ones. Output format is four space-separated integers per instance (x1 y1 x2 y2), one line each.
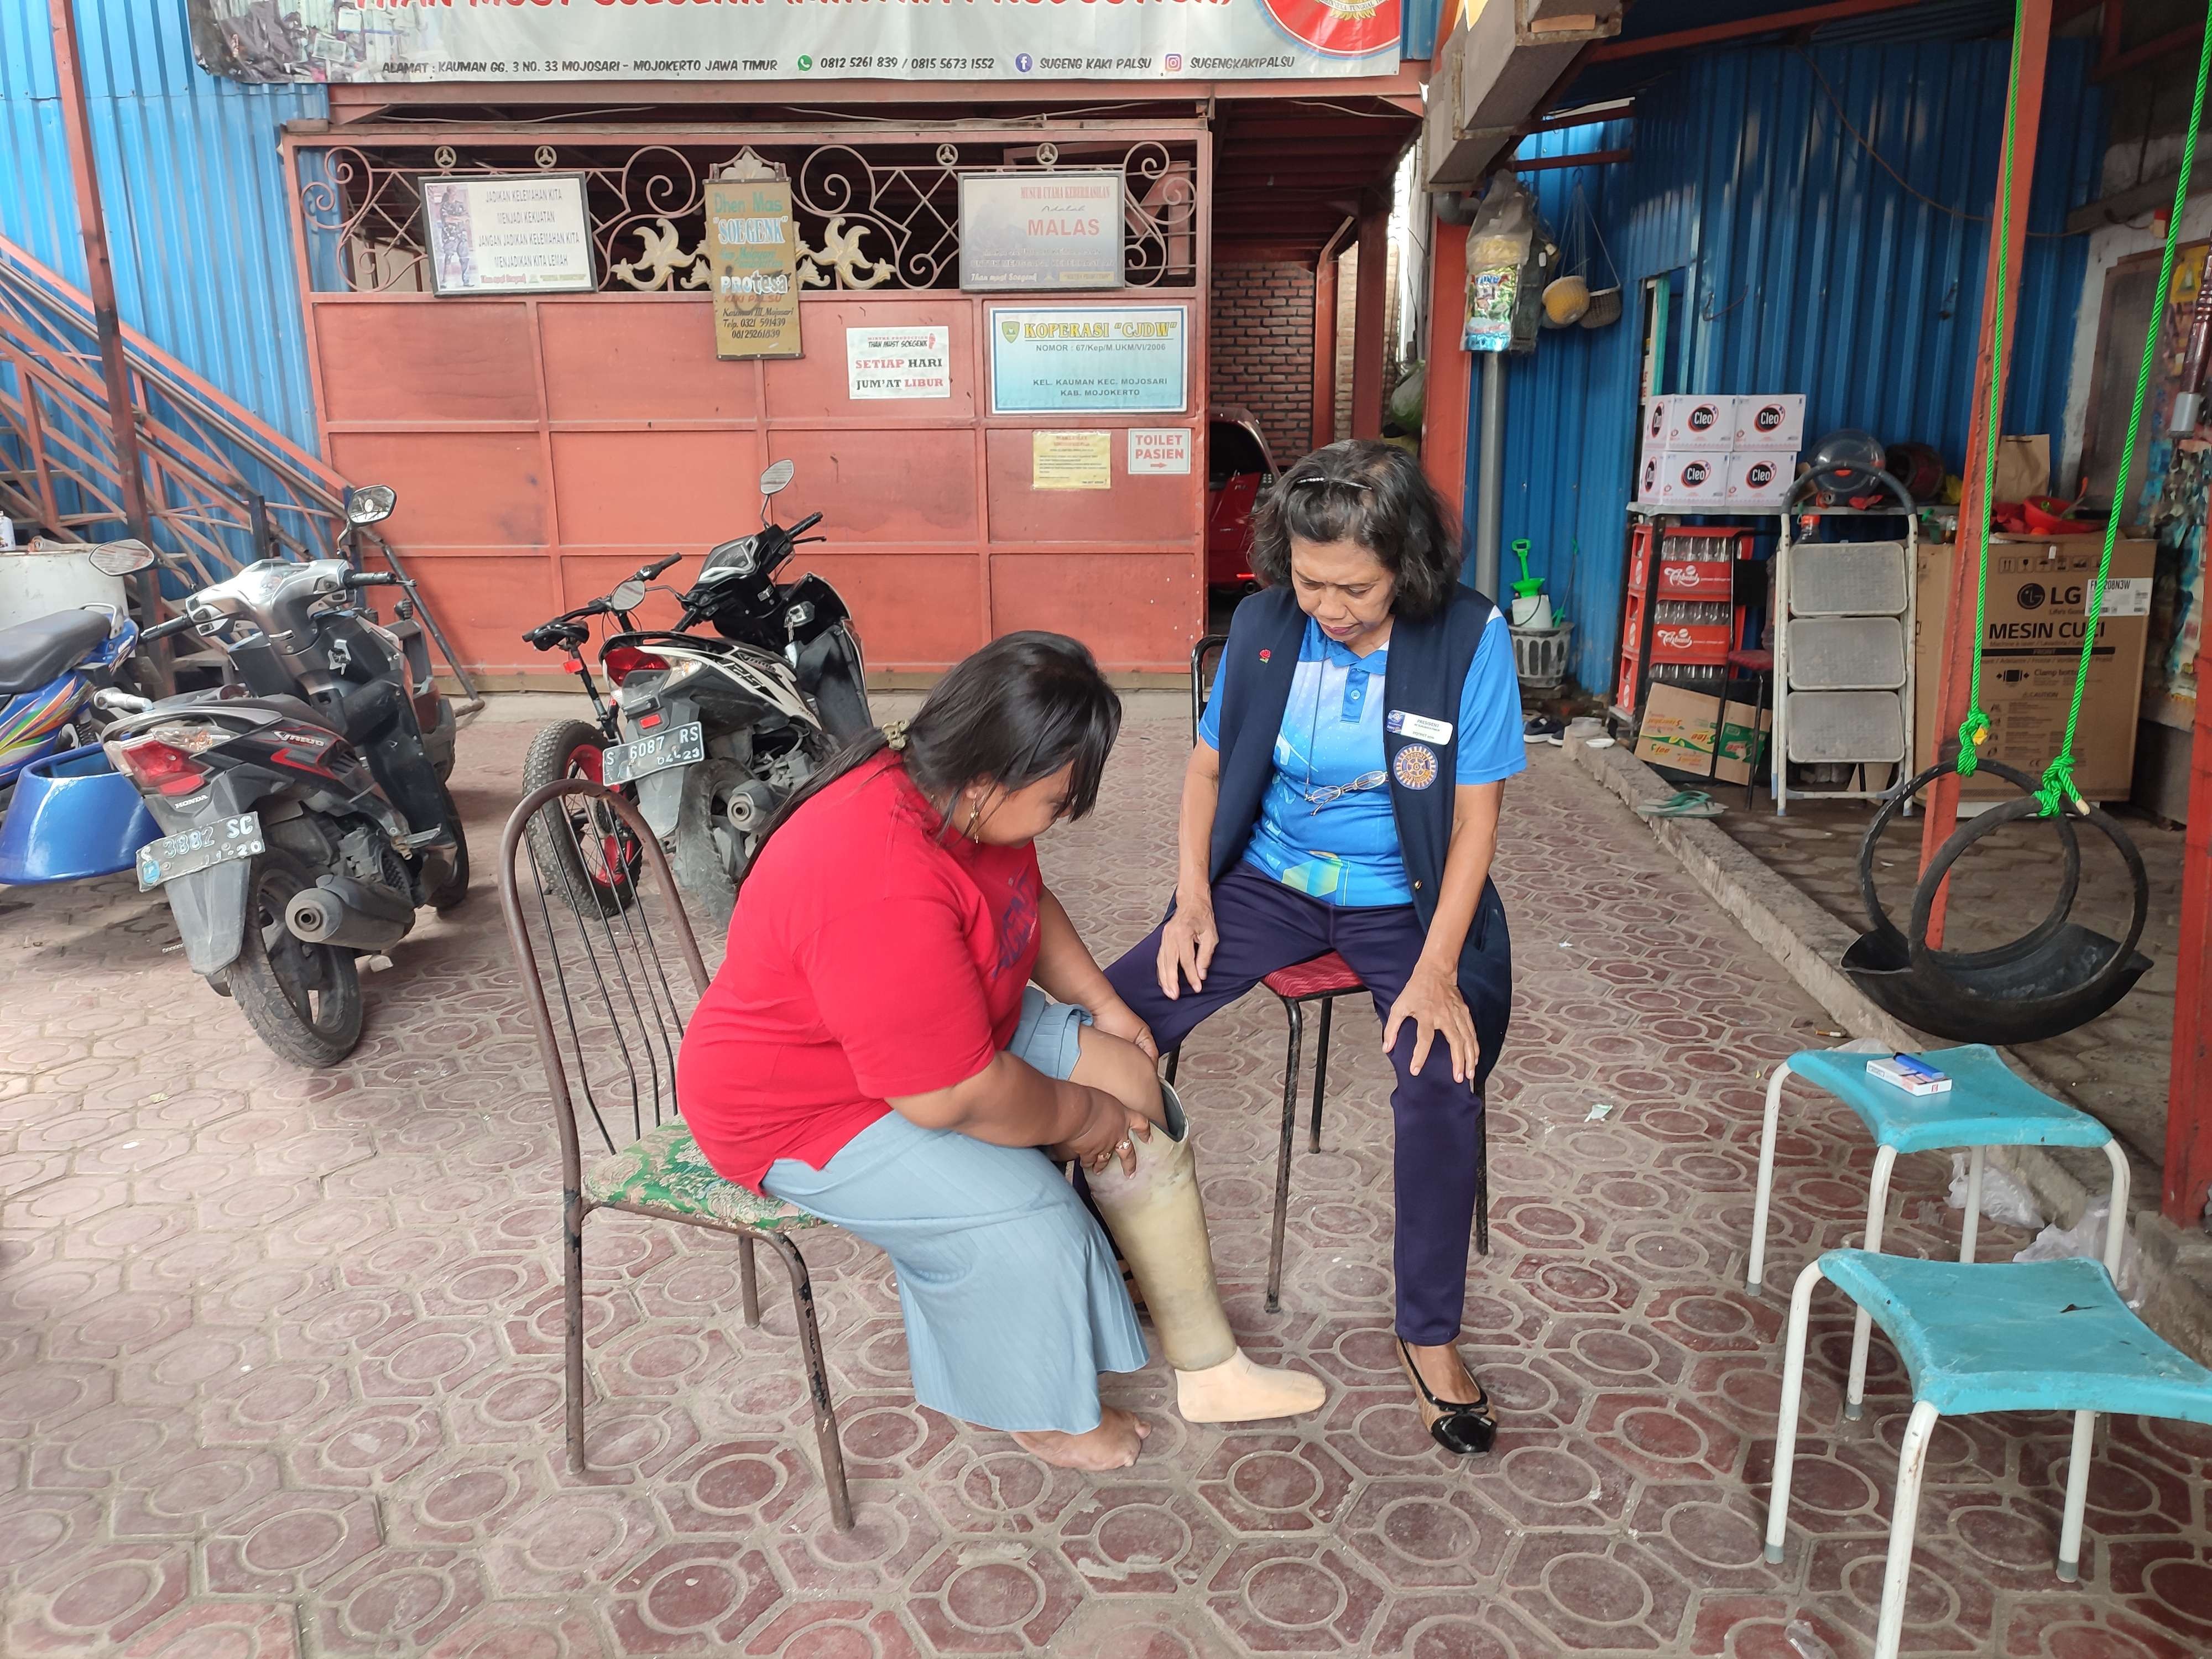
762 989 1149 1434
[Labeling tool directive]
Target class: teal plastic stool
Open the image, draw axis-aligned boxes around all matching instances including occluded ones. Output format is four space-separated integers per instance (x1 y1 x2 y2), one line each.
1766 1249 2212 1659
1748 1042 2128 1419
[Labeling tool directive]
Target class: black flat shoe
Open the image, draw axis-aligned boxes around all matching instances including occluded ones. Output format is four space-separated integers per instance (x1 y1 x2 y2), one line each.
1397 1338 1496 1455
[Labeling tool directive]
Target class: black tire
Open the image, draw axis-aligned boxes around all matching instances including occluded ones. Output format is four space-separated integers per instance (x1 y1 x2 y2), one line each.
426 781 471 914
670 758 753 926
521 718 645 916
229 849 364 1069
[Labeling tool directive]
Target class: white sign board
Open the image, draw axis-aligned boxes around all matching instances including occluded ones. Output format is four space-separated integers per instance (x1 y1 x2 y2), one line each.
845 327 953 400
959 173 1125 292
989 306 1188 415
1128 427 1192 474
189 0 1403 83
422 175 594 296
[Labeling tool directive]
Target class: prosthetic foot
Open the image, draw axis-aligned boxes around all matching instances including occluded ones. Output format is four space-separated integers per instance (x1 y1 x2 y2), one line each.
1086 1082 1326 1424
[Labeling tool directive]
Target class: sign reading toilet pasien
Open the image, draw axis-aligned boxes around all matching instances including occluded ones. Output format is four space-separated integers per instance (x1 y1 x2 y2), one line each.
1127 427 1192 474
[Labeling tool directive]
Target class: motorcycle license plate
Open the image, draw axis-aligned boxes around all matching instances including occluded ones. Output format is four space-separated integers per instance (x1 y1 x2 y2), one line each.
136 812 263 891
601 721 703 787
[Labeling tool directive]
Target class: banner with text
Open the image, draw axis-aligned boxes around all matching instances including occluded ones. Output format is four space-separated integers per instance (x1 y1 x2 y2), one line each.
189 0 1401 84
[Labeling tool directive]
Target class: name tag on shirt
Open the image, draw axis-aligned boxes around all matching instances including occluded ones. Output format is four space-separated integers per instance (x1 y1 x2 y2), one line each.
1386 710 1454 744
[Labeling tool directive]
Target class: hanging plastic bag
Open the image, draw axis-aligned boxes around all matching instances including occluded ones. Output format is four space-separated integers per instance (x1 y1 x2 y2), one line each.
1463 175 1552 355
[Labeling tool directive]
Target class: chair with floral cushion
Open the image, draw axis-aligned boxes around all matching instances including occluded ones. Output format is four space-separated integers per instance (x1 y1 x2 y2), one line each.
499 778 852 1529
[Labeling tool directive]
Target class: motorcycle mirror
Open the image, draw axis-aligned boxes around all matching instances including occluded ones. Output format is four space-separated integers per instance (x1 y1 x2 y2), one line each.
345 484 398 526
759 460 796 497
608 578 649 611
87 539 156 576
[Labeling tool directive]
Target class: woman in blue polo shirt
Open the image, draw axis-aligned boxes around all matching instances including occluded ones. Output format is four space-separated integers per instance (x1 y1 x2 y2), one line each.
1104 439 1524 1455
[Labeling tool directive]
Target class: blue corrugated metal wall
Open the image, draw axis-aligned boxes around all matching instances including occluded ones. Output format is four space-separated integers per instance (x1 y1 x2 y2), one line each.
1476 38 2104 689
0 0 326 452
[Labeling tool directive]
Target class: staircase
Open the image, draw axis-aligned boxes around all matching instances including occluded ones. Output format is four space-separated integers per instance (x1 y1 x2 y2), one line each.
0 234 477 703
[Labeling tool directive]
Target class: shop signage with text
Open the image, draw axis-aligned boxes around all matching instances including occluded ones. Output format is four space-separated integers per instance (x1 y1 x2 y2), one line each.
959 173 1125 291
706 180 800 359
846 326 952 399
989 306 1187 415
189 0 1402 84
421 175 594 295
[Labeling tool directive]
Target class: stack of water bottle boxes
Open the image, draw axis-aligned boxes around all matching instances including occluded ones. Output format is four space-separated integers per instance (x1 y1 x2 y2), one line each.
1634 393 1805 511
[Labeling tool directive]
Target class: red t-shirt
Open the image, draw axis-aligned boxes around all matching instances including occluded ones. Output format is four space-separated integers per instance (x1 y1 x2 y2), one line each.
677 753 1044 1193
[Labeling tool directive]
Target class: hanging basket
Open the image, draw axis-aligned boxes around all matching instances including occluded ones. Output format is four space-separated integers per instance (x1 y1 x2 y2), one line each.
1580 287 1624 328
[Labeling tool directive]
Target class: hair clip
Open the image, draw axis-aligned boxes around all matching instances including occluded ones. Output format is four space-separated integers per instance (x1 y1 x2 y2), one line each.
883 718 910 752
1291 475 1374 493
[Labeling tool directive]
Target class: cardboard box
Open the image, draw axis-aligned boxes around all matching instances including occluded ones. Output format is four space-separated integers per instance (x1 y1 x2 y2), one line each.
1635 684 1772 785
1644 396 1733 453
1732 394 1806 451
1726 451 1795 509
1913 535 2155 801
1639 451 1731 505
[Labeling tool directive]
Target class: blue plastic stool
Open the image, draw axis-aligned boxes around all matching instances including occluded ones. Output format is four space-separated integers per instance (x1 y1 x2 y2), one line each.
1748 1042 2128 1420
1767 1249 2212 1659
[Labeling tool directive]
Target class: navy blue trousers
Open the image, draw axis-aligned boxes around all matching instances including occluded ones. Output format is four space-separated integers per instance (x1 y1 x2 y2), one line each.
1104 863 1504 1345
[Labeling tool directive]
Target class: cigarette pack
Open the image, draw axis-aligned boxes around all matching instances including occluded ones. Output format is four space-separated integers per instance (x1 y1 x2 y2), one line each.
1867 1054 1952 1096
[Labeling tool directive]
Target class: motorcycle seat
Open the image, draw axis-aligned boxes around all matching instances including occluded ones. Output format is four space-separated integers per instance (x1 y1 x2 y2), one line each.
0 609 111 695
216 693 329 729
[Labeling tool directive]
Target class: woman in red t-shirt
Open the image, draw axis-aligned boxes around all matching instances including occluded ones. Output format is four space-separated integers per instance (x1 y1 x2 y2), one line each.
679 633 1170 1471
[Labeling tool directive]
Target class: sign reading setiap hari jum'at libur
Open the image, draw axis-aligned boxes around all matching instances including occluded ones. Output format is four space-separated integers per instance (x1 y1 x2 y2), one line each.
706 181 801 360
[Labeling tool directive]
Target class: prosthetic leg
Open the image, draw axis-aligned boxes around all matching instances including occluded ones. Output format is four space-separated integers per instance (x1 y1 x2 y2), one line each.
1086 1082 1327 1423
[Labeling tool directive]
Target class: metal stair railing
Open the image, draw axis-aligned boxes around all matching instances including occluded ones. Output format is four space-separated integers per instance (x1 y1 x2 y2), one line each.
0 233 479 707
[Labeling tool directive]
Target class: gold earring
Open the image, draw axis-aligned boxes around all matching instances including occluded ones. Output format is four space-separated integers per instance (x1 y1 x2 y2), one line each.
964 796 984 840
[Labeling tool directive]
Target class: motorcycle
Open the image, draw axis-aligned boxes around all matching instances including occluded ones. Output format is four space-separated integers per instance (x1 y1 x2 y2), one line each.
100 485 469 1067
526 460 872 918
0 541 156 806
514 557 680 914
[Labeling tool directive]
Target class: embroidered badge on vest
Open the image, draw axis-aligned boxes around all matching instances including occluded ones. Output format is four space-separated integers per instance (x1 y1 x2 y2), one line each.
1259 649 1271 661
1392 742 1439 790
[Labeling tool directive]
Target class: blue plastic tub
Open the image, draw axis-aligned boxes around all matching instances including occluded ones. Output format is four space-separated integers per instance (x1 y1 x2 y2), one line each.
0 743 159 884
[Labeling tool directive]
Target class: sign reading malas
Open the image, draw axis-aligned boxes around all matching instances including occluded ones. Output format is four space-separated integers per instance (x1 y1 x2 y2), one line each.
186 0 1401 83
707 181 800 360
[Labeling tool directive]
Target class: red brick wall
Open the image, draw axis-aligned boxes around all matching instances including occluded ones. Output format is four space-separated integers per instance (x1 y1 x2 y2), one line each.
1211 262 1316 463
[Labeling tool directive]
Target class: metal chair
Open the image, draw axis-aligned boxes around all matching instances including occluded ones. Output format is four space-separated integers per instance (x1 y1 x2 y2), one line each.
1166 633 1488 1317
498 778 852 1529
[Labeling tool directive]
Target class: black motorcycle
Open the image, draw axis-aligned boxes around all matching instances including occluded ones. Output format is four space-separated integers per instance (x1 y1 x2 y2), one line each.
521 460 871 918
101 486 468 1067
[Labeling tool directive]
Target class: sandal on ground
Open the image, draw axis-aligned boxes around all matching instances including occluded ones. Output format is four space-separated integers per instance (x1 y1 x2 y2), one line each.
1396 1338 1496 1455
1633 789 1725 819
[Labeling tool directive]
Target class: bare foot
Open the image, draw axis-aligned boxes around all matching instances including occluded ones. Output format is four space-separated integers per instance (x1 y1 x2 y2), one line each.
1406 1340 1482 1404
1011 1408 1150 1470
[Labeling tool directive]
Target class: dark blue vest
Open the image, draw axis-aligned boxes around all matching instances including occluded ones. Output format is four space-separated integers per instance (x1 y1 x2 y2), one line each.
1203 585 1514 1089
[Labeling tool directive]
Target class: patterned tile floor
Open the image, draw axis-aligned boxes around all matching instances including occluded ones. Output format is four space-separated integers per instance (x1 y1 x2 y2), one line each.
1709 794 2183 1174
4 692 2210 1657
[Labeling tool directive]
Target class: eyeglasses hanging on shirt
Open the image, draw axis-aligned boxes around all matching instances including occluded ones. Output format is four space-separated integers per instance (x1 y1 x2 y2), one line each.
1297 769 1389 813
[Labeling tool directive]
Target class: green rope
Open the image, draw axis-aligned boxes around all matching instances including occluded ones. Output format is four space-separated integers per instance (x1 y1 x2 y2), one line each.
1955 7 2027 782
2031 9 2212 816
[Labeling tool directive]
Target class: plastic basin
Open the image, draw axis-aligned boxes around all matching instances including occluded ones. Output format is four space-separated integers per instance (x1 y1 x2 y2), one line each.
0 743 158 884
